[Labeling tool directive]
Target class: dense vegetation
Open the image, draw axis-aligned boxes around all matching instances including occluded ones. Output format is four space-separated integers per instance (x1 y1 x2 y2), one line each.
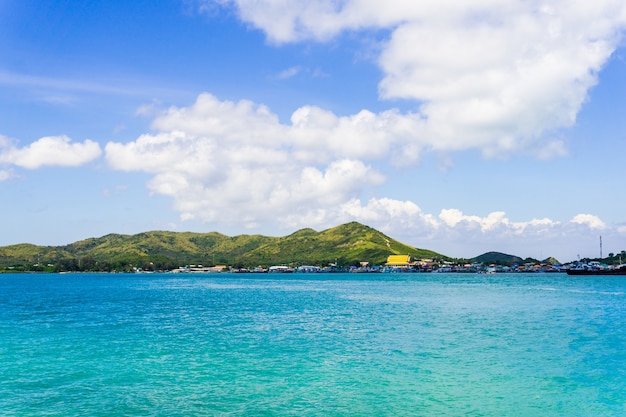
471 251 525 265
469 251 569 266
0 222 443 273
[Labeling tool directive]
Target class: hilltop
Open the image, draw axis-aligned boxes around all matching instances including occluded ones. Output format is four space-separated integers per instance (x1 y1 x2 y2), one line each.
471 251 525 265
471 251 561 266
0 222 443 272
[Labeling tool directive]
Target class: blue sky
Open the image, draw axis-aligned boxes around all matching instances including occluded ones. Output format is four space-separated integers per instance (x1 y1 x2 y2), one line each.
1 0 626 262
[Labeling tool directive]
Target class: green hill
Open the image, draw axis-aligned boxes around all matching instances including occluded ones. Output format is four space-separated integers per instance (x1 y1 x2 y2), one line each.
0 222 443 272
235 222 440 267
471 251 524 265
542 257 562 265
471 251 562 266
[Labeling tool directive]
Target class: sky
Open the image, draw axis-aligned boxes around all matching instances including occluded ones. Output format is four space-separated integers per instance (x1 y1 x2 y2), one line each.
1 0 626 263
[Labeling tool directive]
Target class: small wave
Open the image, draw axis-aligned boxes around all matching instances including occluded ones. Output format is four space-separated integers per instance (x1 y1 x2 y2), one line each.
532 286 625 296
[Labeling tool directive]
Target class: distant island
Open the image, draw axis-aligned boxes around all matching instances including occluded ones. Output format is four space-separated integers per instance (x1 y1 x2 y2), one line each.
1 221 623 273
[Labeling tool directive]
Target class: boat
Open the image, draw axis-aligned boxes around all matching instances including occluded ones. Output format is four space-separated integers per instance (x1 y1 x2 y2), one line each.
566 263 626 275
297 265 323 273
268 265 295 273
567 236 626 275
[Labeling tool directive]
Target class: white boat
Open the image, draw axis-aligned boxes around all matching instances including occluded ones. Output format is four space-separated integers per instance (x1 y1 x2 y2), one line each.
268 265 294 273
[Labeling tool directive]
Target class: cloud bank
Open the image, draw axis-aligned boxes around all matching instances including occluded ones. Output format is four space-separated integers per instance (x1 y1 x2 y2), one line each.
102 92 620 260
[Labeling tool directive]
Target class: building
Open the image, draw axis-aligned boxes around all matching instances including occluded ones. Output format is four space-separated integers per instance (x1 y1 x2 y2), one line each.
385 255 415 270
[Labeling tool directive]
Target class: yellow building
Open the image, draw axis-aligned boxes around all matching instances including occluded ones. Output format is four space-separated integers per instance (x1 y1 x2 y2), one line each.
386 255 414 268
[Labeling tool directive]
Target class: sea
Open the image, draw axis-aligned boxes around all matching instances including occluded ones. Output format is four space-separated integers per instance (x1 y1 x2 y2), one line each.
1 272 625 416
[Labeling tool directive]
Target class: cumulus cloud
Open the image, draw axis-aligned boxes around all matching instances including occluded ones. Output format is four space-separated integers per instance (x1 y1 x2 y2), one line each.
201 0 626 158
571 213 606 229
105 94 386 227
0 135 102 169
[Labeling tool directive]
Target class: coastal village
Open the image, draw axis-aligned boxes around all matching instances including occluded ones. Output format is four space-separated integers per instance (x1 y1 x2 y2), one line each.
164 254 568 274
3 224 623 274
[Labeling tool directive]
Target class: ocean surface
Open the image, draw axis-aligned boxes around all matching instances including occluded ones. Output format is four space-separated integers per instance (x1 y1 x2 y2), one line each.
1 272 625 416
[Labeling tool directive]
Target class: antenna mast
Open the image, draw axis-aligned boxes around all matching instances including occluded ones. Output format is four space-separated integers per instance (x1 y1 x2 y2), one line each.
600 236 603 259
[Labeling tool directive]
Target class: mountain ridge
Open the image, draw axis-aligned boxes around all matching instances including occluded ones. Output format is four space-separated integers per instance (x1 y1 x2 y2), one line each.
470 251 561 266
0 222 443 272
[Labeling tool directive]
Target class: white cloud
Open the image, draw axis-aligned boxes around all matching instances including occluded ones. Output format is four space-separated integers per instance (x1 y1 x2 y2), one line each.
571 213 606 229
105 95 386 228
202 0 626 157
436 208 561 236
339 197 439 238
0 135 102 169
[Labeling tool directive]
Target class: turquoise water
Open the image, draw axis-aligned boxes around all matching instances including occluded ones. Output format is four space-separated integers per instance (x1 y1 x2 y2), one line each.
1 273 625 416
